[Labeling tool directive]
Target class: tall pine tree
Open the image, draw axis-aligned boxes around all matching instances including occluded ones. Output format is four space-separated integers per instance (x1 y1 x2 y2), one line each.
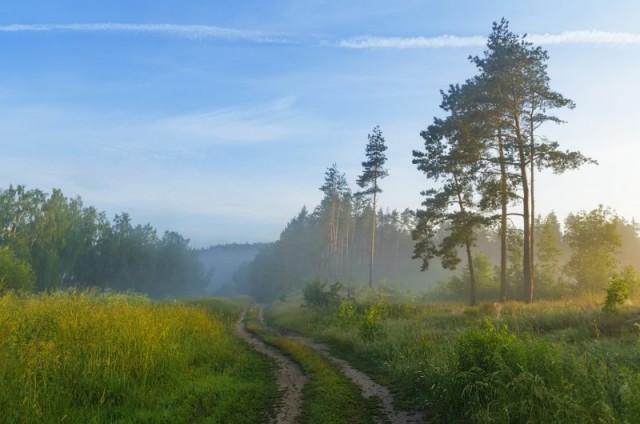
356 126 388 288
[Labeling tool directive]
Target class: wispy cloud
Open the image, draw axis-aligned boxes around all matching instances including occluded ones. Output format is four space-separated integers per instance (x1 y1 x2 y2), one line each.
158 96 300 144
338 35 486 49
338 30 640 49
0 23 292 43
0 96 322 163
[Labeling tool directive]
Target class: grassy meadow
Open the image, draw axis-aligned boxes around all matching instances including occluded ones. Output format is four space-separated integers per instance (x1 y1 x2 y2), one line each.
0 291 277 424
267 289 640 423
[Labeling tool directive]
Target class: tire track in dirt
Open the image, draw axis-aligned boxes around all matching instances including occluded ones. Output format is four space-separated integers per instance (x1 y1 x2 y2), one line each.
235 310 308 424
260 307 425 424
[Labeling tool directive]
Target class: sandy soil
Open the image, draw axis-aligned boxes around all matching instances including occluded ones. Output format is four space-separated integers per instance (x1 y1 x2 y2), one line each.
235 311 308 424
260 307 426 424
237 307 425 423
276 329 425 423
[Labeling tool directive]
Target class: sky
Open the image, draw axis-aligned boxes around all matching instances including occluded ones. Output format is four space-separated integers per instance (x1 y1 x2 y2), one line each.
1 0 639 247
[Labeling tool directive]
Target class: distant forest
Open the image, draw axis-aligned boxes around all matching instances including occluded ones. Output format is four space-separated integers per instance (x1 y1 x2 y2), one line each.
0 185 207 298
196 243 267 294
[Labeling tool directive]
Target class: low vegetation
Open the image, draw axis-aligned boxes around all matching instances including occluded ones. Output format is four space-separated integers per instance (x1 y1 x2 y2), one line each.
244 306 382 423
268 287 640 423
0 291 277 423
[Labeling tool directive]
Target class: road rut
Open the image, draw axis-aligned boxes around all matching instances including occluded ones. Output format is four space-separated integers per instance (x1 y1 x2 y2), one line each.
235 311 308 424
259 306 425 424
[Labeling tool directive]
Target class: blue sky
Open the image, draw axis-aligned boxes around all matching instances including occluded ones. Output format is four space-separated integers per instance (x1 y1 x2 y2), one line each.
1 1 639 247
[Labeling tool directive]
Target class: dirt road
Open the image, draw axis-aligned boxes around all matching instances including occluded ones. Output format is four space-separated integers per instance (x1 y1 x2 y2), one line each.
277 328 424 424
235 311 308 424
237 306 425 423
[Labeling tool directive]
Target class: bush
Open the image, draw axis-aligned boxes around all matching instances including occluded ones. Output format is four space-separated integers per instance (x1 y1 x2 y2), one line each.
602 270 633 313
421 321 617 422
0 247 35 293
358 304 385 342
302 278 342 310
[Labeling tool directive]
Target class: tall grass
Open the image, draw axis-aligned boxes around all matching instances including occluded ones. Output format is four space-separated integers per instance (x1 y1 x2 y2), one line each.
267 291 640 423
0 291 276 423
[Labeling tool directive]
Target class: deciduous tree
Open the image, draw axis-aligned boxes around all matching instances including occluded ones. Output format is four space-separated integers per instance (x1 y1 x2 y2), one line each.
564 206 621 293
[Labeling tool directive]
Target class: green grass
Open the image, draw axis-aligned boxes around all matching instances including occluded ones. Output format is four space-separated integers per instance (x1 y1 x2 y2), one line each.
0 291 277 423
267 291 640 423
244 306 383 424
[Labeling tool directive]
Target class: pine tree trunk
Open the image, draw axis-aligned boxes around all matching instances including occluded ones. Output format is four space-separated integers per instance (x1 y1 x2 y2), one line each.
465 241 477 306
516 122 533 303
529 121 536 302
369 191 376 288
452 173 477 305
498 131 508 302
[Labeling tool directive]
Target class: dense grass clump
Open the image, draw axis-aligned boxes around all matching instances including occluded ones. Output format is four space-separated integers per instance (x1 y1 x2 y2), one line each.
0 291 276 423
267 290 640 423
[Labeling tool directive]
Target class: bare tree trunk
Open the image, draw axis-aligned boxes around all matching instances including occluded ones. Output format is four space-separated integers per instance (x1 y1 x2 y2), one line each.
453 173 477 305
529 129 536 302
498 130 508 303
465 241 477 306
369 191 376 288
515 121 533 303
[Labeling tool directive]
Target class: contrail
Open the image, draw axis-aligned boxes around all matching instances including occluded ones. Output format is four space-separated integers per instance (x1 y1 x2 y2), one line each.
1 24 639 48
527 30 640 46
338 35 486 49
0 23 292 43
338 30 640 48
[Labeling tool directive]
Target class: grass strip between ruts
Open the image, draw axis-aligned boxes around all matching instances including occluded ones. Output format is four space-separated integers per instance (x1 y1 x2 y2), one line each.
244 306 385 424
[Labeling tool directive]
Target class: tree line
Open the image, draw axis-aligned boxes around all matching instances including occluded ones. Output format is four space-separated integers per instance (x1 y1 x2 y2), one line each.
0 185 207 298
433 208 640 302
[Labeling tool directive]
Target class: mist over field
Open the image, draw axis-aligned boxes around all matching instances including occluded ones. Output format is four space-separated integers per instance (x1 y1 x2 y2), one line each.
2 1 640 423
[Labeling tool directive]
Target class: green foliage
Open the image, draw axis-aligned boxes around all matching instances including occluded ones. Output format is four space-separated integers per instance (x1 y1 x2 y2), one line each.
356 125 388 197
535 212 566 297
0 185 207 297
337 299 358 327
0 291 277 423
302 278 342 310
432 254 500 301
269 291 640 424
565 206 622 293
358 303 385 342
412 104 490 306
0 247 35 292
413 18 593 304
602 270 632 313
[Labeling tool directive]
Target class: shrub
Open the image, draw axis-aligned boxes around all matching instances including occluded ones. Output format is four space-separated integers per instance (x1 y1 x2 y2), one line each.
422 321 616 422
0 247 35 293
358 304 385 342
602 271 631 313
337 299 358 327
302 278 342 310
